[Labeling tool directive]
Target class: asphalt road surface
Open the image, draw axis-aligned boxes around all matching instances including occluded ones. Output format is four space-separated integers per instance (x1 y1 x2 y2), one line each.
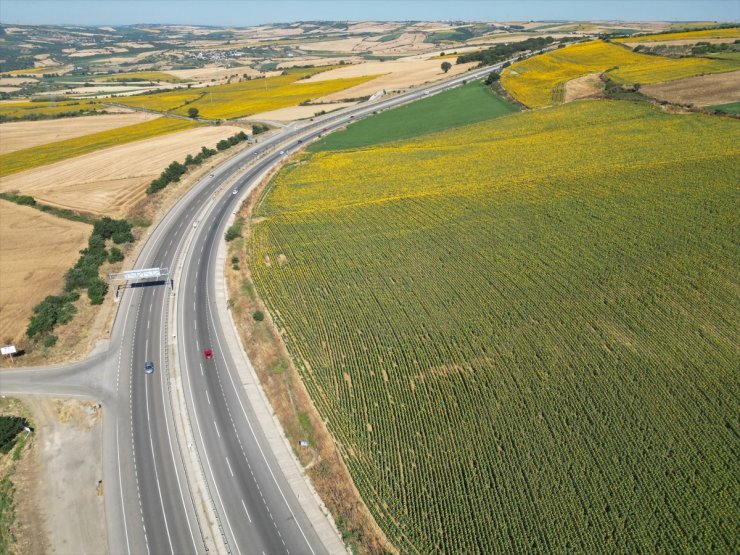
0 53 541 555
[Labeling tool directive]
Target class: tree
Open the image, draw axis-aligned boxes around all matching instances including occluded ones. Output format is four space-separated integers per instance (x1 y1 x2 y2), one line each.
187 107 199 119
441 61 452 73
484 71 500 85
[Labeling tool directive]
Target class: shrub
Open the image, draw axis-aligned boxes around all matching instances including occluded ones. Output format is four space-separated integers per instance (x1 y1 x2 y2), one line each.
26 291 80 339
43 334 57 348
0 416 29 453
87 277 108 305
252 310 264 322
108 246 124 263
225 217 244 242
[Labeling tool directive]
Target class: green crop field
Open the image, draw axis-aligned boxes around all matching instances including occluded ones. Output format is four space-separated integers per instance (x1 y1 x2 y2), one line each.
709 101 740 114
247 100 739 553
310 80 517 151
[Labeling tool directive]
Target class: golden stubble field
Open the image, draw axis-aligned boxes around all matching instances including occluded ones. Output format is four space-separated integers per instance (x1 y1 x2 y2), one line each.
0 112 158 155
642 70 740 106
0 124 244 217
306 58 477 101
0 201 92 345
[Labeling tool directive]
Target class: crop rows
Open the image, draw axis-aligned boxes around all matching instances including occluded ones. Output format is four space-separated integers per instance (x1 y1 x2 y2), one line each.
115 67 377 119
501 40 739 107
0 116 197 176
247 100 739 553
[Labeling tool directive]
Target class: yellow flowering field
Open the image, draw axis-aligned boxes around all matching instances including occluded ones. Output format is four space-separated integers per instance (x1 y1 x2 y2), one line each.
0 99 105 119
609 56 738 86
614 26 740 43
247 100 739 553
115 67 379 119
0 116 198 176
5 67 54 75
501 39 739 107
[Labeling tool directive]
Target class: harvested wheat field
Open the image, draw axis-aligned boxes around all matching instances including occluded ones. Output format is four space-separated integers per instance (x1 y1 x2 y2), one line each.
249 102 356 122
167 64 262 82
307 58 477 101
0 201 92 345
277 57 363 69
563 72 604 102
642 70 740 106
0 125 242 217
0 112 158 155
298 36 368 53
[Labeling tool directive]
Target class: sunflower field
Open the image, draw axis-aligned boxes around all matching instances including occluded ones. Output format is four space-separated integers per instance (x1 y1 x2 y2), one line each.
501 40 739 107
246 100 739 554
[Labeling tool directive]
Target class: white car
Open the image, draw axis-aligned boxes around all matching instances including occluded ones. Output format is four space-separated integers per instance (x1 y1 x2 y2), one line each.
232 189 238 195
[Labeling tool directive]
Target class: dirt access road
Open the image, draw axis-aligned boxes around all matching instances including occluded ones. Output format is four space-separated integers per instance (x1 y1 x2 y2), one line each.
16 397 107 555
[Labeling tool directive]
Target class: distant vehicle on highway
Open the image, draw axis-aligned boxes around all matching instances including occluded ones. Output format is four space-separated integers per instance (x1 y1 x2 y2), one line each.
232 189 238 195
204 348 213 360
279 150 285 155
209 173 214 178
144 361 154 374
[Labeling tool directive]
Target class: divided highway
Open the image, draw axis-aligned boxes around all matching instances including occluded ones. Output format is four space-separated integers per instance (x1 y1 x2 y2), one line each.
1 56 529 555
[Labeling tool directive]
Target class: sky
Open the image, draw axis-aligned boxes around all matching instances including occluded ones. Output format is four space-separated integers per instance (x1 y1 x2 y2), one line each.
1 0 738 26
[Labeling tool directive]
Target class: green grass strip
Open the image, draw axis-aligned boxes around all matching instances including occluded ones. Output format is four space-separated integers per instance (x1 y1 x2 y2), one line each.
708 101 740 114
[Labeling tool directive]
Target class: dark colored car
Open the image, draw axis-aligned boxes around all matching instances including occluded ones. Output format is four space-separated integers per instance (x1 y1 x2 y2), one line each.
204 348 213 359
145 361 154 374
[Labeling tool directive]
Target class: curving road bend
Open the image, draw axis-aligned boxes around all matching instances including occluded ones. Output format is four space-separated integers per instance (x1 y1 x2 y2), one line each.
0 55 535 555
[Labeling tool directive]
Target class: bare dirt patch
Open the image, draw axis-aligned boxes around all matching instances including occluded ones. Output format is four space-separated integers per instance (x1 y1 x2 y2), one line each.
0 112 158 155
0 201 91 346
641 70 740 106
563 72 604 103
304 58 477 101
0 125 244 217
20 397 105 555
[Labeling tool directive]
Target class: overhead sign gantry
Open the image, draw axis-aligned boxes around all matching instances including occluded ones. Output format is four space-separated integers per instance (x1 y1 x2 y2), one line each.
108 267 172 299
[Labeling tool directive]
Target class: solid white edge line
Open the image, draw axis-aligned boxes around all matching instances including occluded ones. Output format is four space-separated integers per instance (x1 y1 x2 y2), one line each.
116 420 132 555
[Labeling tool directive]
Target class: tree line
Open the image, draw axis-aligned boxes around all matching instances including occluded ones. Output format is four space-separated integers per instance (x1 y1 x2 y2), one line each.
147 131 250 195
456 36 555 67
